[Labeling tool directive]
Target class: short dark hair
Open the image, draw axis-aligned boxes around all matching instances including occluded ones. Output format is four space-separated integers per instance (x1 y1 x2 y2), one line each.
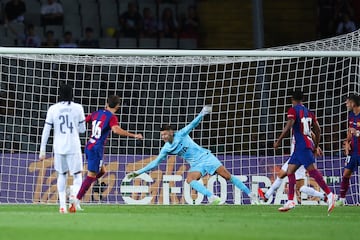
107 95 121 108
59 84 73 103
291 89 303 101
160 125 173 131
349 94 360 107
85 27 93 33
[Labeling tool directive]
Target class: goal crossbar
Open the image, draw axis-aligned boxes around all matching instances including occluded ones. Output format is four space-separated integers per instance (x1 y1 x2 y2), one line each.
1 47 360 57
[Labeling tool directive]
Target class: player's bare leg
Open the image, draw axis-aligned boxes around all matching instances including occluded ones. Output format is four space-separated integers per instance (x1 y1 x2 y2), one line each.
337 168 352 206
306 164 336 213
216 166 259 204
186 171 221 205
278 164 298 212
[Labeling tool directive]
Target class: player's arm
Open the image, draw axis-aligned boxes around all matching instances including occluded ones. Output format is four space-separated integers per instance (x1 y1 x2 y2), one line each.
273 119 295 149
78 106 86 134
107 114 143 139
39 110 53 160
127 148 168 178
311 120 321 148
112 125 143 139
178 105 212 136
343 129 352 156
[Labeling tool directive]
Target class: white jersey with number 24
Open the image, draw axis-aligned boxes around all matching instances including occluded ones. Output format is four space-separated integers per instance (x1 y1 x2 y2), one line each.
44 101 86 154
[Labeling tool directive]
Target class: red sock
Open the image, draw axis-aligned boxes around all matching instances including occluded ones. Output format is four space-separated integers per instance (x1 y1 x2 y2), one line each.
308 169 331 195
287 173 296 201
76 176 97 200
96 171 105 179
340 176 350 198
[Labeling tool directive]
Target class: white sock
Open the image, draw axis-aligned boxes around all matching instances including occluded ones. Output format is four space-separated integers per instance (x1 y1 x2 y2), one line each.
57 173 67 208
300 186 324 199
72 172 82 197
265 177 283 199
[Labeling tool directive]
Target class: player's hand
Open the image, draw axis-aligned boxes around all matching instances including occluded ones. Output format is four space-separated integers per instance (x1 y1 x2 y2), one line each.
200 105 212 116
313 147 323 157
273 141 280 149
134 134 143 140
349 128 360 137
39 151 46 161
127 172 139 179
343 141 351 155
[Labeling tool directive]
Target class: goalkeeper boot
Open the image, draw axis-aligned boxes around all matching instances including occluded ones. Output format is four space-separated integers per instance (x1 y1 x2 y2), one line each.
278 200 296 212
208 195 222 205
249 192 260 205
327 193 336 214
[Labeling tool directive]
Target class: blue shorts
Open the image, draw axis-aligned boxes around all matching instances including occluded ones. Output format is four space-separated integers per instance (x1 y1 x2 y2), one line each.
189 153 223 176
345 155 360 172
288 148 315 169
85 146 103 173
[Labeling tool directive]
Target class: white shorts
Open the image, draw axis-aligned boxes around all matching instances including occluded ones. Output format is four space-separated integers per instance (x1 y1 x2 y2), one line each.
54 152 83 175
281 158 306 180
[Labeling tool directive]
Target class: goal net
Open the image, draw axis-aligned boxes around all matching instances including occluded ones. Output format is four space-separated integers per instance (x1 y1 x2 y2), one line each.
1 30 360 205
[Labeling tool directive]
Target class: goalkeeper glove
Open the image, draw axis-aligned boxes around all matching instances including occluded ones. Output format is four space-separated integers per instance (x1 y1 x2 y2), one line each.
127 172 140 179
200 105 212 116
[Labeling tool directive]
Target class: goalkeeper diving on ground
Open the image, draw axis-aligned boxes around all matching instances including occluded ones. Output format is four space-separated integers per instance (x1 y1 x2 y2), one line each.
127 105 259 204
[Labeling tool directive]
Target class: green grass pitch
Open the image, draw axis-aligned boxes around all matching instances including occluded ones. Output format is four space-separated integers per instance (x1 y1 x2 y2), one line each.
0 204 359 240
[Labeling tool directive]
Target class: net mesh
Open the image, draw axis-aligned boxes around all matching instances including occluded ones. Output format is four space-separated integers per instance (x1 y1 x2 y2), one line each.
1 30 360 205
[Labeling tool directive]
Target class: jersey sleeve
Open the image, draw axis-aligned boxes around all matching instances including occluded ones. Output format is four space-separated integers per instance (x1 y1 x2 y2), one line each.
177 114 204 137
287 107 296 121
309 111 317 123
135 147 168 175
78 106 86 134
109 115 119 128
44 106 54 125
85 114 92 123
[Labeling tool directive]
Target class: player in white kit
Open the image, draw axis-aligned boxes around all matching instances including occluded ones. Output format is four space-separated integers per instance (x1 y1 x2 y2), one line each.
39 84 86 213
258 136 327 203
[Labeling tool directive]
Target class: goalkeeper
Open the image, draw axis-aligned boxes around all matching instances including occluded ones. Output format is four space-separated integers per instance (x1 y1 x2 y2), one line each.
128 106 259 204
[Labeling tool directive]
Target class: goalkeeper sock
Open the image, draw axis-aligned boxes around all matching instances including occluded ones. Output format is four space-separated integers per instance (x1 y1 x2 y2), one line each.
57 173 67 208
77 176 97 200
230 175 250 195
300 186 324 199
189 180 213 197
265 177 283 199
72 172 82 197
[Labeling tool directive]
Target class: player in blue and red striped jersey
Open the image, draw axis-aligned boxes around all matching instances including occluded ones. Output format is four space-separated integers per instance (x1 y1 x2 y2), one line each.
337 94 360 206
69 95 143 212
273 90 336 213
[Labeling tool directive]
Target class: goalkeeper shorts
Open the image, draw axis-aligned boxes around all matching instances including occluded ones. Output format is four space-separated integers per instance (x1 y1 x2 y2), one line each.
189 153 222 176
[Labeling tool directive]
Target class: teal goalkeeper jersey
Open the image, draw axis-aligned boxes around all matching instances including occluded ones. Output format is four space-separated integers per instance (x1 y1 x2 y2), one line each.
135 114 210 175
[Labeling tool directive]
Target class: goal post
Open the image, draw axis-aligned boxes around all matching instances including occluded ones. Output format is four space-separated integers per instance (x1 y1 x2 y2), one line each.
1 32 360 205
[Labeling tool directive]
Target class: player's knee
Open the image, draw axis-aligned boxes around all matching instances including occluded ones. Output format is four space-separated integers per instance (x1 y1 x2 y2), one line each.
186 176 199 184
277 170 287 179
